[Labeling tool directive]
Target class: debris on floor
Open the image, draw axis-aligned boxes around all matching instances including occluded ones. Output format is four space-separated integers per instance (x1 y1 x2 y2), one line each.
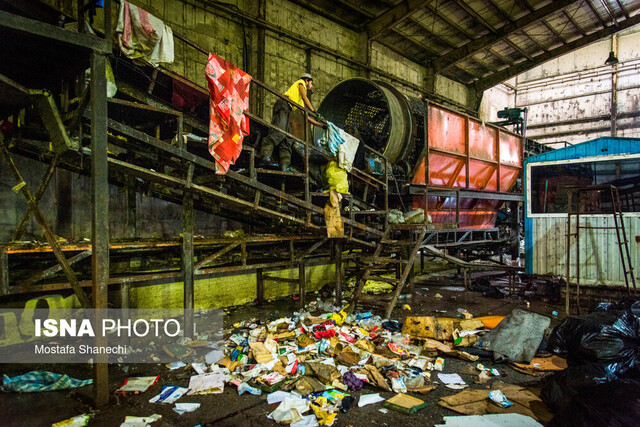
1 371 93 392
116 376 159 394
120 414 162 427
438 381 553 423
25 298 575 425
476 309 550 363
52 413 91 427
435 413 543 427
542 298 640 421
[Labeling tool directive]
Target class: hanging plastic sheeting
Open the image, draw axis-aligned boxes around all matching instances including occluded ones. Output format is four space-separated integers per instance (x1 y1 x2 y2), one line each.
115 1 174 67
205 53 252 173
319 122 359 172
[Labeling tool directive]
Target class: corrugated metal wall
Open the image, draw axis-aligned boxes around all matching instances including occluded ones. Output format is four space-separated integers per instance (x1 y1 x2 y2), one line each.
530 214 639 286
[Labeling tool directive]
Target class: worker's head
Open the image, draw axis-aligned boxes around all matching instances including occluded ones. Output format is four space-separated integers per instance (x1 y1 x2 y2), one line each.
300 73 314 90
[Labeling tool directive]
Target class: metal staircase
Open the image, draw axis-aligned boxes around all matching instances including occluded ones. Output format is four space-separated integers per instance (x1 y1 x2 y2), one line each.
350 224 427 318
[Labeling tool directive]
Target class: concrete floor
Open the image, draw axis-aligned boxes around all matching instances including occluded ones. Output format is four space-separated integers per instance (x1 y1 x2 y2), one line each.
0 273 566 426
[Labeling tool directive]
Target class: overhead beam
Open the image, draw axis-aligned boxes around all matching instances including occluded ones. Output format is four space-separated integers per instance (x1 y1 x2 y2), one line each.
432 0 580 72
285 0 360 30
584 0 608 28
0 11 111 53
453 0 496 32
543 19 569 45
563 9 587 36
614 0 630 19
367 0 432 39
474 12 640 91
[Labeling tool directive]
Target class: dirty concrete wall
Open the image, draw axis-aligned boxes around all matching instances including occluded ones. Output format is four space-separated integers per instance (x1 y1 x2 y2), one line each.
479 79 516 123
127 262 336 309
0 262 337 310
49 0 475 112
516 27 640 147
0 154 223 242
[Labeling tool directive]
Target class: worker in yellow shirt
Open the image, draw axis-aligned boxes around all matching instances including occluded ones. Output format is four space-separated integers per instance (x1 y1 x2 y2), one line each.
258 73 326 172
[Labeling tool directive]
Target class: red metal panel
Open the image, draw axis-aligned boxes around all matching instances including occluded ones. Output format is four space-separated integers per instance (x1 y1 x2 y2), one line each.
468 160 497 191
429 105 466 154
468 120 497 161
500 165 520 192
412 153 466 187
410 104 522 229
499 130 522 166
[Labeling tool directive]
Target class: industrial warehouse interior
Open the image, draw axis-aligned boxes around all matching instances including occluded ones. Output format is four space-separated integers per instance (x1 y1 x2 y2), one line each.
1 0 639 425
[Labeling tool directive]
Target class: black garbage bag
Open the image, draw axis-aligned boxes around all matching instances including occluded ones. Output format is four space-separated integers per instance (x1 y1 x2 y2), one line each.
548 378 640 427
541 363 621 411
469 278 505 299
594 297 640 313
547 309 640 377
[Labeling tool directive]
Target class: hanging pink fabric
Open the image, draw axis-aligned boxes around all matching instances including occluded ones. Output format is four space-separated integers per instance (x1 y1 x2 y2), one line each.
205 53 252 173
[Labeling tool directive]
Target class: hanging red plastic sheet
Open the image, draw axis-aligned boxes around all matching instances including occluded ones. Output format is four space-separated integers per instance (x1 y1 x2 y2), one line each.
205 53 252 173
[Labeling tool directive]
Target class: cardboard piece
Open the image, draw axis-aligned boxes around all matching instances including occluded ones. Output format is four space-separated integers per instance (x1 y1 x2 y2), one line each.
324 189 344 238
293 376 327 395
403 317 456 340
216 356 242 372
383 393 427 414
437 382 553 423
249 342 274 364
423 339 479 362
510 356 567 376
336 346 360 366
407 385 437 395
306 361 341 384
364 365 391 391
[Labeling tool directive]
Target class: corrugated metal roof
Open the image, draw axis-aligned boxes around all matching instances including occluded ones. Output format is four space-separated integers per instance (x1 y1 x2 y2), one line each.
525 136 640 164
288 0 640 89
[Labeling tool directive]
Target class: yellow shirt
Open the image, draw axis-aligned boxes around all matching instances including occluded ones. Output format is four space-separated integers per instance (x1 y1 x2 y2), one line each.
283 79 306 110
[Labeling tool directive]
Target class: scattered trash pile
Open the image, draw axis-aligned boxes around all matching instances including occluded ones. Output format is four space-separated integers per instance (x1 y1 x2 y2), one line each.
194 301 554 425
542 298 640 426
6 299 593 426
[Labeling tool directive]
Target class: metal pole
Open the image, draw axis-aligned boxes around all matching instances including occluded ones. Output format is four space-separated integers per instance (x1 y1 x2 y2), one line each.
90 51 110 407
565 191 572 315
183 187 194 338
334 239 343 305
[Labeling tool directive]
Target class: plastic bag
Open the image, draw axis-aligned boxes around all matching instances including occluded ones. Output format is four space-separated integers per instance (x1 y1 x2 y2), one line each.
324 161 349 195
548 378 640 427
547 309 640 377
540 363 616 411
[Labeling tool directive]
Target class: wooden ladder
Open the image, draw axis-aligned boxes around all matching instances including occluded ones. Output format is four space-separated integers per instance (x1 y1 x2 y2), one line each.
350 224 427 318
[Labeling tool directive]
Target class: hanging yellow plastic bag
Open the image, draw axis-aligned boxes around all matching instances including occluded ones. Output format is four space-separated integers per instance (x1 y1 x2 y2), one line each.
324 161 349 194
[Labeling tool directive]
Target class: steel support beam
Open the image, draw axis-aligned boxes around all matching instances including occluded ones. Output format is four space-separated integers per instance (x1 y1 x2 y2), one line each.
0 249 8 296
367 0 433 39
90 51 110 407
12 155 59 241
0 11 111 53
474 13 640 91
432 0 580 72
183 189 195 338
20 249 92 288
334 239 343 304
0 139 92 308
